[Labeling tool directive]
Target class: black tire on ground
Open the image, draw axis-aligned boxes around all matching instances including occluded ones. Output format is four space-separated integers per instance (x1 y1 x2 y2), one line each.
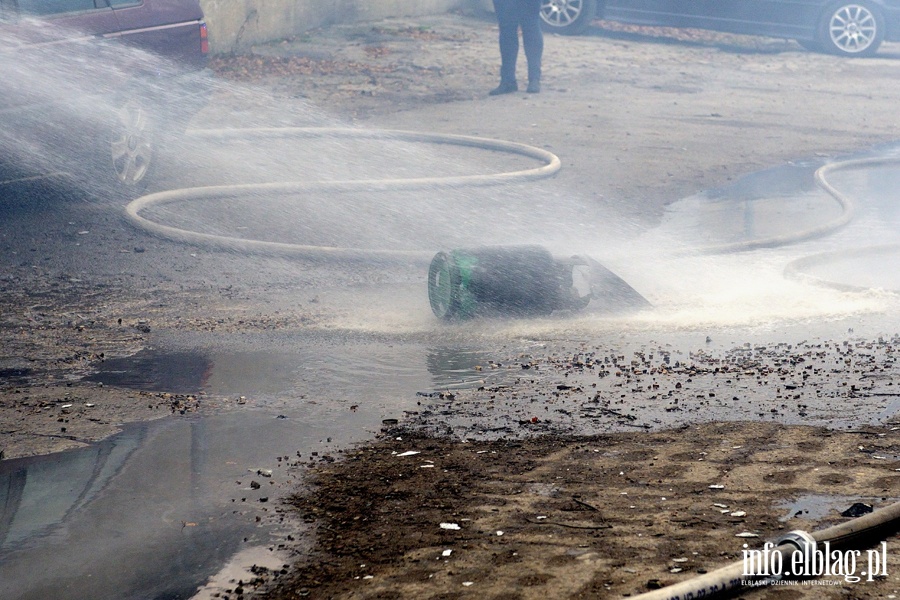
540 0 598 35
816 1 885 56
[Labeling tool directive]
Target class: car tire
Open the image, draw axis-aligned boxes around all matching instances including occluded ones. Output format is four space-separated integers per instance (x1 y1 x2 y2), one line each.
816 1 884 56
106 95 159 190
540 0 597 35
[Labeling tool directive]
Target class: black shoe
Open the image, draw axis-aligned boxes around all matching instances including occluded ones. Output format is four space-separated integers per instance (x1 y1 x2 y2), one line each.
526 80 541 94
489 81 518 96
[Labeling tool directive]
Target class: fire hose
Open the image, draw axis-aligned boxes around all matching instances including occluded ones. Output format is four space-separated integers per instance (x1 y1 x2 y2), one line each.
696 156 883 254
633 499 900 599
124 127 561 262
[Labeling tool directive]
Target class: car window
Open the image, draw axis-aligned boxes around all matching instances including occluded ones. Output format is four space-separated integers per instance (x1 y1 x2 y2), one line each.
17 0 104 16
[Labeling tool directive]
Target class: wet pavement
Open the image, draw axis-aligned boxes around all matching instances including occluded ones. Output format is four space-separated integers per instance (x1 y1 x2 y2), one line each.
660 141 900 292
2 416 282 600
6 142 900 597
0 335 508 599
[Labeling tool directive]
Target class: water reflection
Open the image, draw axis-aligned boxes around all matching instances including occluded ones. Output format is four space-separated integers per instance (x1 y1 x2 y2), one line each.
0 428 144 553
0 419 253 600
0 341 507 600
82 351 212 393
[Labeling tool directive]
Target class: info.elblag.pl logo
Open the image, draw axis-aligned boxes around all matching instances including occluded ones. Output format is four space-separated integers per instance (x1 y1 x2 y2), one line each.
742 539 889 584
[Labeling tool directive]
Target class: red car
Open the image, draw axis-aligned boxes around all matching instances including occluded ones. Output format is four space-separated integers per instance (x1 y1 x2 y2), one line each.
0 0 211 189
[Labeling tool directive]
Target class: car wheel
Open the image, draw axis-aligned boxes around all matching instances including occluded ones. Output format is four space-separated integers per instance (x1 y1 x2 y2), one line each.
816 1 884 56
540 0 597 35
108 96 157 188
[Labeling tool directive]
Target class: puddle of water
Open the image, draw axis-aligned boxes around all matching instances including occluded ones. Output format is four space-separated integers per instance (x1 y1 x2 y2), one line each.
190 545 292 600
659 143 900 295
82 340 504 400
82 351 213 393
0 338 511 600
800 250 900 292
0 408 381 600
657 160 838 248
777 494 889 522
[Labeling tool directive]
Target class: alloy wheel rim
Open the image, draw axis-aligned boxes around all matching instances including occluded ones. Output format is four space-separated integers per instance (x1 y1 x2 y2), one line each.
541 0 583 27
110 100 153 185
829 4 877 53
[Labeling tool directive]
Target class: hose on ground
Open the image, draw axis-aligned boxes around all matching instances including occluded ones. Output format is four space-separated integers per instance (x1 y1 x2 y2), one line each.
781 156 900 291
632 499 900 599
696 156 868 254
126 131 898 275
124 127 561 262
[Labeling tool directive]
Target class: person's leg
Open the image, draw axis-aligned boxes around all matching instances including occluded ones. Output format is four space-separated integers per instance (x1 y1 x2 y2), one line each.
519 0 544 92
491 0 519 94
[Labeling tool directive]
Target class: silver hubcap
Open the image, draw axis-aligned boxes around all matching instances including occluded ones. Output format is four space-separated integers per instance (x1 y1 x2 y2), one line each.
829 4 877 53
110 100 154 185
541 0 584 27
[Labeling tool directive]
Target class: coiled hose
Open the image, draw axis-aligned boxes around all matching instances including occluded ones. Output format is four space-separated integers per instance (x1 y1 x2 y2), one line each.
124 127 561 262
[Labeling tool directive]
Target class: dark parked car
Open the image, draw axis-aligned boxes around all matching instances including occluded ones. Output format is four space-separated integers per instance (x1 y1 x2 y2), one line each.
0 0 211 190
540 0 900 56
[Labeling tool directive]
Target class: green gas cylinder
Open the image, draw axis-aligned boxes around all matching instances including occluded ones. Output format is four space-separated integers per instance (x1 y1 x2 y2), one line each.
427 245 648 320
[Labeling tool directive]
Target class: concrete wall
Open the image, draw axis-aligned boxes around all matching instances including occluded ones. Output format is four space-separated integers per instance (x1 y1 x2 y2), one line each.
200 0 473 54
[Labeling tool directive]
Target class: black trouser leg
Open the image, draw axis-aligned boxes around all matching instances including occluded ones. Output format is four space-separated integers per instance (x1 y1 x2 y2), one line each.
520 0 543 84
493 0 519 84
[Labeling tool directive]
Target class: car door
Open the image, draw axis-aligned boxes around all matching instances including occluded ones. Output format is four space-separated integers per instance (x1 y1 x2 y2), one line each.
604 0 712 28
688 0 823 38
605 0 822 38
107 0 206 68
